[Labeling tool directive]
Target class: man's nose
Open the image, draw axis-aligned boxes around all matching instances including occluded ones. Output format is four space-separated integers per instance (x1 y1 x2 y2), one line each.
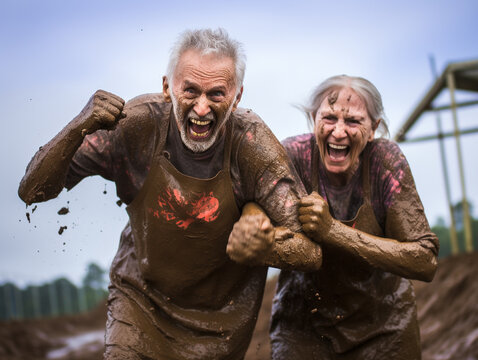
193 95 211 117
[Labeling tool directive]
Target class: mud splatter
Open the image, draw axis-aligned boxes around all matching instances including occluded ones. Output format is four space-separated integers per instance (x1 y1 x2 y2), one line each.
58 207 69 215
26 212 31 223
58 226 68 235
31 205 37 213
327 91 338 109
116 200 123 207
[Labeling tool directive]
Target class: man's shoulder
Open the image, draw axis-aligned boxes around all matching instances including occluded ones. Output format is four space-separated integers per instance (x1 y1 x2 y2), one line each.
124 93 170 113
231 107 265 130
119 93 171 131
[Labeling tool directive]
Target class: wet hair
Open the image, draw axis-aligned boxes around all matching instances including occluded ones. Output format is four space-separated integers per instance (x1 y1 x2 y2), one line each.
302 75 389 137
166 28 246 92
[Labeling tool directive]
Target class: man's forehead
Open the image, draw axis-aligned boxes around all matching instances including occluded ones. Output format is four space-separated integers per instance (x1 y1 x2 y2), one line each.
173 51 237 86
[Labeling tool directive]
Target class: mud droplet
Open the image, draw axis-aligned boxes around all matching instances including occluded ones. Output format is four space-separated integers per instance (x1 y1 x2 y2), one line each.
116 200 123 207
328 91 338 107
32 205 38 213
26 212 31 223
58 226 68 235
57 207 69 215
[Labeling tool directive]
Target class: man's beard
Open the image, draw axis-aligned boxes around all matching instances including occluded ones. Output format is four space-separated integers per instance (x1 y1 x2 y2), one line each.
170 92 235 153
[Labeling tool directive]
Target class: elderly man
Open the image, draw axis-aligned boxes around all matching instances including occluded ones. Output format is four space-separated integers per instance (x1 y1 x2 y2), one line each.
18 28 321 359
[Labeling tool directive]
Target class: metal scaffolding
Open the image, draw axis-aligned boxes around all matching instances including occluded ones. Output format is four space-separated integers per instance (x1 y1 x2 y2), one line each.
394 59 478 254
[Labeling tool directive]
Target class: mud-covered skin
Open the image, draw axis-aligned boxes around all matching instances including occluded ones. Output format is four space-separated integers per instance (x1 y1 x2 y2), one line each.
17 92 320 359
271 134 439 359
163 49 242 153
314 88 377 187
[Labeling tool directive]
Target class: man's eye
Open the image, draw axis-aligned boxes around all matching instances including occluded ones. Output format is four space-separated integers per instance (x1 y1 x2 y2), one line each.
346 118 360 125
184 88 196 96
209 91 225 100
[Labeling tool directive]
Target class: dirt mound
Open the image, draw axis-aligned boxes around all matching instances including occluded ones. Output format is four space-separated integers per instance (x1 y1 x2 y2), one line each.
414 252 478 360
1 252 478 359
0 301 106 360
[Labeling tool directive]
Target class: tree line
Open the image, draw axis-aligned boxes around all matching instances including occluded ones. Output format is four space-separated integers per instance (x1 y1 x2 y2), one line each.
0 263 108 320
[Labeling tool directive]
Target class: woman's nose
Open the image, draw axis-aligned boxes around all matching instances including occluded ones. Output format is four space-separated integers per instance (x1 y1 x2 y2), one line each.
331 121 347 138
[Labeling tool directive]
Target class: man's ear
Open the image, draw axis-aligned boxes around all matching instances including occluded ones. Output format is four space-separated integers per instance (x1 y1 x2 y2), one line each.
163 76 171 103
232 86 243 111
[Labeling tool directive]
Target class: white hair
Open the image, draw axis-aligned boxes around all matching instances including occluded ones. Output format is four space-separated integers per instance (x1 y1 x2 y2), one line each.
166 28 246 92
302 75 389 137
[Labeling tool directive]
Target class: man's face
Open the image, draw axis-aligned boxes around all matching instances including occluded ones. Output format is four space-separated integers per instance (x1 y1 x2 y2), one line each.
163 49 242 153
314 87 376 186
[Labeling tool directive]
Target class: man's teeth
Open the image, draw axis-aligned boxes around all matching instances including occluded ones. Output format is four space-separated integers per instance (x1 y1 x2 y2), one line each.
191 130 209 137
329 143 348 150
190 119 211 126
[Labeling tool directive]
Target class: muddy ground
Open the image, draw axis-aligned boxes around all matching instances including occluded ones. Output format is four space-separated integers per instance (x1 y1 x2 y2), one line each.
1 252 477 360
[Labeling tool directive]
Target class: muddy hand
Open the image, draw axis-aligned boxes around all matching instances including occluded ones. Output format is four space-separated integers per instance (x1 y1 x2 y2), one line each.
227 214 274 266
299 191 334 242
79 90 126 135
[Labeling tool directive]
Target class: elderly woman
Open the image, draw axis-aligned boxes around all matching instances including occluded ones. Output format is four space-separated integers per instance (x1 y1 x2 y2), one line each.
228 75 439 359
270 75 439 359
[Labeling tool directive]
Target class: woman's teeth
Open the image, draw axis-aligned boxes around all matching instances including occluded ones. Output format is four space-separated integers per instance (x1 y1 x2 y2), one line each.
329 143 348 150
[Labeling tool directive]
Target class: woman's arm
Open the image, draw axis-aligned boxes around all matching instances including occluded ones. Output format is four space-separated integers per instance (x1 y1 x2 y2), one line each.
227 202 322 272
299 192 437 282
18 90 125 204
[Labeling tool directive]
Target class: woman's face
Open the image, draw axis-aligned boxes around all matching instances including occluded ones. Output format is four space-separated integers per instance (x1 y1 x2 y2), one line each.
314 87 377 185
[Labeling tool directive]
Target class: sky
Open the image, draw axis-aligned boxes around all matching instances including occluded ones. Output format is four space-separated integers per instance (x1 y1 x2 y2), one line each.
1 0 477 286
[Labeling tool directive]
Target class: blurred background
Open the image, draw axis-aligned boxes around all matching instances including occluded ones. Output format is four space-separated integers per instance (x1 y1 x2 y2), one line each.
1 0 477 359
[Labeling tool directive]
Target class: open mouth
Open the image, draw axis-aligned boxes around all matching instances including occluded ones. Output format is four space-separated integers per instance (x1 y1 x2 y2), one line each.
327 143 349 161
188 118 214 141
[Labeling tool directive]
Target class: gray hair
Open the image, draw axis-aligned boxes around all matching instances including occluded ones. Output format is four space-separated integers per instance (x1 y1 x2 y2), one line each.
303 75 389 137
166 28 246 92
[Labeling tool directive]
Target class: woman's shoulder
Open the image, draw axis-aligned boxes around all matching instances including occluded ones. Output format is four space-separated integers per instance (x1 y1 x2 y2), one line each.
369 138 408 170
281 133 315 157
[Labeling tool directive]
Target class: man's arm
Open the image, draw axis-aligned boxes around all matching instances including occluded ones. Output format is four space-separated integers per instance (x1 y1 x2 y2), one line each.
18 90 125 205
227 202 322 272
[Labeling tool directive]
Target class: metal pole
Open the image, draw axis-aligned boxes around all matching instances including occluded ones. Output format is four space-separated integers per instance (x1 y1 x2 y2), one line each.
429 56 459 254
446 71 474 252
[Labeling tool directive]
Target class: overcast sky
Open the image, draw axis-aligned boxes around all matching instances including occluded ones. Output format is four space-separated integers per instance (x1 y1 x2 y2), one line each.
1 0 477 286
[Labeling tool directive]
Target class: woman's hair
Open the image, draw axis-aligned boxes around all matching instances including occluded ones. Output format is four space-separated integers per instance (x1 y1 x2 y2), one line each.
166 28 246 92
302 75 389 137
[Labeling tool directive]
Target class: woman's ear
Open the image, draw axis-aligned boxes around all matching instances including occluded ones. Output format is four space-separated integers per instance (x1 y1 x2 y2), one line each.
369 118 381 141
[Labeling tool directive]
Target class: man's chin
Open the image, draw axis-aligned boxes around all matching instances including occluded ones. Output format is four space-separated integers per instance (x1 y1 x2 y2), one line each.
181 132 217 153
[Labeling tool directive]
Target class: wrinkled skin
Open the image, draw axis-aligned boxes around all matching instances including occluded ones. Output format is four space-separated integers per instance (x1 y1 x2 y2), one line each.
162 49 243 153
314 88 377 186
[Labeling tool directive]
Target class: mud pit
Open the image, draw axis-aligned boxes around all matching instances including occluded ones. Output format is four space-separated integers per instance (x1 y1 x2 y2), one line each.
1 252 477 360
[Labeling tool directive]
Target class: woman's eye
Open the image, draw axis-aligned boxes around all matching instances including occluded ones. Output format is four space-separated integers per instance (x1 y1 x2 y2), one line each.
347 119 360 125
323 115 337 122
